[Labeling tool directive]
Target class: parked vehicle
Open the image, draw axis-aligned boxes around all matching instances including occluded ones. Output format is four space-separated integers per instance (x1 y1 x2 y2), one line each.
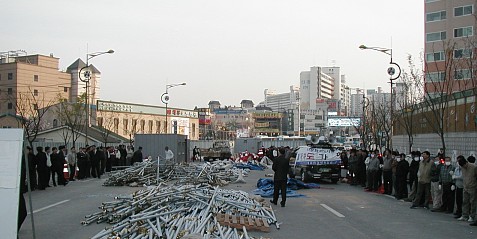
289 136 342 183
201 141 232 161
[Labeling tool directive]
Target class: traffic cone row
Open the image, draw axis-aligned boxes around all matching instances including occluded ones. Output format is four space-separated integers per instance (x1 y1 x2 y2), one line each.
63 163 69 181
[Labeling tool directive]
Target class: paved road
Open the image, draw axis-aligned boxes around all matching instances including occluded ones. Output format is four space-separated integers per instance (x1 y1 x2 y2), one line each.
19 167 477 239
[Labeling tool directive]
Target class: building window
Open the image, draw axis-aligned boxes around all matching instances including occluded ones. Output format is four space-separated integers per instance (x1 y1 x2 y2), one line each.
156 121 161 133
123 119 128 135
7 73 13 80
53 119 58 127
114 118 119 133
192 123 196 138
148 120 153 134
426 72 446 82
426 51 445 62
64 87 68 92
426 11 446 22
98 117 103 127
426 31 446 42
0 74 2 80
140 120 145 133
132 119 137 132
7 88 12 95
454 69 472 80
7 102 13 109
454 5 473 17
34 75 38 82
454 49 473 59
34 89 38 96
454 26 473 38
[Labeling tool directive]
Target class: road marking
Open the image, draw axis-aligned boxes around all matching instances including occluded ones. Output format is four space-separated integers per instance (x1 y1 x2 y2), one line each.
320 204 345 218
383 194 395 200
29 199 70 214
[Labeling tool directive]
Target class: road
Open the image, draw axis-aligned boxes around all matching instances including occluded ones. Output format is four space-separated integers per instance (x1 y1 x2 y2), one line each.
19 166 477 239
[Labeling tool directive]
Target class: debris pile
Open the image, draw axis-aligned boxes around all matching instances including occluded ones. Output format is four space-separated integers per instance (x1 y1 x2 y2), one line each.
84 183 278 239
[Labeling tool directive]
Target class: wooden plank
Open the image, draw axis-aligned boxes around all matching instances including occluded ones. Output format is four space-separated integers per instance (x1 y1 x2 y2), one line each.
261 219 270 232
224 214 230 225
254 218 262 227
239 216 245 226
232 215 238 224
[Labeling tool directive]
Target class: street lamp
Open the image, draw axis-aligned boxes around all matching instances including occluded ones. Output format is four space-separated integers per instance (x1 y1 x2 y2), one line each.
361 95 370 149
161 83 186 134
79 49 114 145
359 44 401 150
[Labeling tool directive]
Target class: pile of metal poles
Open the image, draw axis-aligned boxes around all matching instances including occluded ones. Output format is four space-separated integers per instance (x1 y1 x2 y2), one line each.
84 184 278 239
103 161 249 187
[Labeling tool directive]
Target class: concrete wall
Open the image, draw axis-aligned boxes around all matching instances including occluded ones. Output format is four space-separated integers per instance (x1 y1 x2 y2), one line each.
134 134 188 162
393 132 477 157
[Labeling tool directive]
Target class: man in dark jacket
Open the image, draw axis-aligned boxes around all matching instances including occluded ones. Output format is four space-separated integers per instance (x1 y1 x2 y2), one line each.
50 147 67 186
89 145 101 178
131 147 143 165
270 147 290 207
395 153 409 199
406 151 421 202
35 147 49 190
27 146 37 190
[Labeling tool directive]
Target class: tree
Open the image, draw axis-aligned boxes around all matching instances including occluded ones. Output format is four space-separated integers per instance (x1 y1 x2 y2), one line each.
395 55 425 153
96 110 119 146
12 87 55 148
55 93 87 148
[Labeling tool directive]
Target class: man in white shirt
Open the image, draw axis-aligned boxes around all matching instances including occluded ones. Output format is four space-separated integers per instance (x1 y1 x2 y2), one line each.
165 146 174 163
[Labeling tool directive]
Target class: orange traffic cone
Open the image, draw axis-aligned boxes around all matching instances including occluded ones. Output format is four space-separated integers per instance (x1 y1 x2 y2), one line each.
378 184 385 194
63 163 70 181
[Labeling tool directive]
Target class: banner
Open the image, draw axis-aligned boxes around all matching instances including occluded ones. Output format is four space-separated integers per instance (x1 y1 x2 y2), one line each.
295 147 341 166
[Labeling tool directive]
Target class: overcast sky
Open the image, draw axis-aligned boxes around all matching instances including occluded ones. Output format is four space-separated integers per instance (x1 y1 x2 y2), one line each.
3 0 423 109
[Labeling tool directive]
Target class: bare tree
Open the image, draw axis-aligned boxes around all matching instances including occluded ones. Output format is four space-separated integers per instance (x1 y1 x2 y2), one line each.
96 110 119 147
55 93 87 148
11 87 55 148
395 55 425 153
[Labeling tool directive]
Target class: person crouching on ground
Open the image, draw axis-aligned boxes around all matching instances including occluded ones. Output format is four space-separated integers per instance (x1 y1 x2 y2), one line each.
270 147 290 207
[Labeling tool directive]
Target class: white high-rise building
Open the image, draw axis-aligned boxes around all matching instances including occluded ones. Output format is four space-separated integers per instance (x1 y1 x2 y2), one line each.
350 88 365 117
300 66 334 110
264 86 299 112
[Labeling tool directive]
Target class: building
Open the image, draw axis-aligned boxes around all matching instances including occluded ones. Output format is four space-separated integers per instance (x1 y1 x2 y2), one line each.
300 66 334 110
350 88 365 117
0 51 70 117
425 0 477 96
67 59 101 104
264 86 299 135
95 100 199 140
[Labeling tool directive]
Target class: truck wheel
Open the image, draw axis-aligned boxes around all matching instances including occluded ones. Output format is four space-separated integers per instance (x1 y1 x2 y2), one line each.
301 169 308 183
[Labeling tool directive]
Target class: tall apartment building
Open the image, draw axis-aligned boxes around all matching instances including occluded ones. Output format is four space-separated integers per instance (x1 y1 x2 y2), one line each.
425 0 476 97
300 66 334 110
0 51 70 119
264 86 299 112
350 88 365 117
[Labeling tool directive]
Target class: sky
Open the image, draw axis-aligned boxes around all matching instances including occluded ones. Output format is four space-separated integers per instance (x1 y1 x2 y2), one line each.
2 0 424 110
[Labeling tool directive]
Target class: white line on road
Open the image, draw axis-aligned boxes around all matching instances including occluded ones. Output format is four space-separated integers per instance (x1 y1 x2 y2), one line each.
29 199 70 214
321 204 345 218
383 194 395 200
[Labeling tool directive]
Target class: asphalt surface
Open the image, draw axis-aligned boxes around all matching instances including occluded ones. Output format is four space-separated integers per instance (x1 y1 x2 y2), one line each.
18 166 477 239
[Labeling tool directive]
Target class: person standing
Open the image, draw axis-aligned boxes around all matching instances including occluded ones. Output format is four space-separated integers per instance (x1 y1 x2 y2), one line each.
382 149 394 195
165 146 174 162
126 145 134 166
357 150 367 187
348 149 358 185
119 145 127 166
456 156 477 224
132 146 144 165
365 151 380 192
89 145 101 179
35 147 48 190
411 151 433 209
270 147 289 207
406 152 421 202
192 146 200 162
50 147 67 186
77 147 87 180
432 157 455 213
27 146 37 191
98 146 107 175
395 153 409 200
453 157 464 219
430 156 443 210
45 146 52 187
67 147 77 181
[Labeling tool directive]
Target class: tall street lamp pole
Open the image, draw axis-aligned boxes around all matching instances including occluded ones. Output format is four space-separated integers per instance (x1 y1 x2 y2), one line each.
79 49 114 145
161 83 186 134
359 45 401 150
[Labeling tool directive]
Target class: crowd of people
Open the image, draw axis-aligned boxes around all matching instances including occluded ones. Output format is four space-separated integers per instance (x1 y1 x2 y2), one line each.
342 148 477 226
25 144 145 190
